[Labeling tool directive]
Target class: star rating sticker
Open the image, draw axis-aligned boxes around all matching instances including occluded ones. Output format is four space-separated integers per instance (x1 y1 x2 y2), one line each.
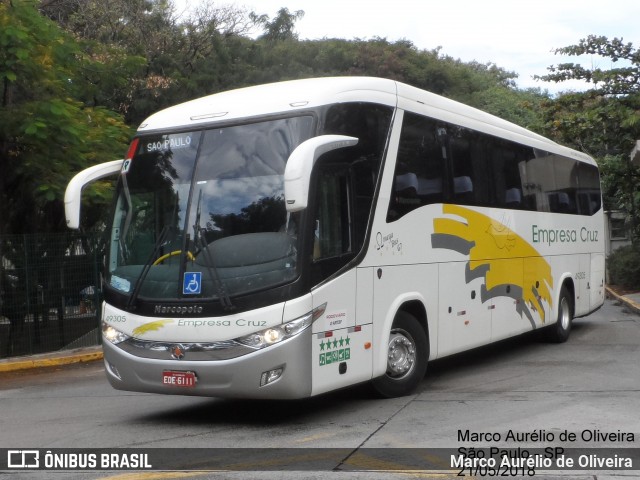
320 340 325 351
339 337 344 347
345 337 351 346
332 338 338 349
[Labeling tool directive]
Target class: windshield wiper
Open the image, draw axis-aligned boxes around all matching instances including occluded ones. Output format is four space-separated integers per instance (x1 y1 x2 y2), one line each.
194 226 234 311
191 190 234 310
126 225 172 310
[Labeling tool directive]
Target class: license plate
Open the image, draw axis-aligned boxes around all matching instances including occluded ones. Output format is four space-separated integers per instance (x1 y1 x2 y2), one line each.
162 370 197 387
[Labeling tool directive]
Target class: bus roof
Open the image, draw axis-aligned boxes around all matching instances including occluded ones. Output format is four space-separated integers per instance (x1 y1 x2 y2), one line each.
138 77 397 132
137 76 594 165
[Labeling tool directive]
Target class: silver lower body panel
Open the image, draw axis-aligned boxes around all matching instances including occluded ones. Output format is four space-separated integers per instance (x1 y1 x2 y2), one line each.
102 328 313 399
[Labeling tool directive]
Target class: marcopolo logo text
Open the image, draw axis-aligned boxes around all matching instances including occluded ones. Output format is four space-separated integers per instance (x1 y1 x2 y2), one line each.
154 305 203 315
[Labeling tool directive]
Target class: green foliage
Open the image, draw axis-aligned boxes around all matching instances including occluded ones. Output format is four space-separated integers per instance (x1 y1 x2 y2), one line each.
599 154 640 239
252 7 304 42
538 35 640 156
538 35 640 96
41 1 543 130
1 0 550 235
0 0 131 234
468 86 548 132
539 35 640 243
178 33 540 128
607 245 640 289
539 91 640 157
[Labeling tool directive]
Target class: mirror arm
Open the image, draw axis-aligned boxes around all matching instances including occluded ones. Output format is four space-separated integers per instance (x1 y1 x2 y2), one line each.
284 135 358 212
64 159 124 229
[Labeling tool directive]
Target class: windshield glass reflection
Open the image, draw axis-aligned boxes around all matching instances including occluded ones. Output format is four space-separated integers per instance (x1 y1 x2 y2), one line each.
106 117 313 302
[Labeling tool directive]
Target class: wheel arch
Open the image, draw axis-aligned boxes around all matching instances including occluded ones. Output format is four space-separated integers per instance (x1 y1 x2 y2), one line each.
397 300 429 342
546 274 575 343
373 294 431 378
556 274 576 318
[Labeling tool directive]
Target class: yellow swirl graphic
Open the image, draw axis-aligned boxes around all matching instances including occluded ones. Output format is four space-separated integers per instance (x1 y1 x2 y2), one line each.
133 319 173 337
432 204 553 323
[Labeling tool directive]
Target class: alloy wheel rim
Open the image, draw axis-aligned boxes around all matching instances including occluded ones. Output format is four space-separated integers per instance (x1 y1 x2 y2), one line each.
386 328 416 379
560 297 570 330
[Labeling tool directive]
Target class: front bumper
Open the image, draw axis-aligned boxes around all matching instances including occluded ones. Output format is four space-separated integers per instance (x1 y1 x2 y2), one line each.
102 327 313 399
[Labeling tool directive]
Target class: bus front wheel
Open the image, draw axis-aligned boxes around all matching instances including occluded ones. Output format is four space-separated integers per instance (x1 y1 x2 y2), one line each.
546 285 573 343
371 311 428 398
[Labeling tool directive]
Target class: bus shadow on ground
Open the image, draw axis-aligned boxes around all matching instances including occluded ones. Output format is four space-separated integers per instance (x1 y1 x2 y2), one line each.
137 321 596 426
137 381 376 426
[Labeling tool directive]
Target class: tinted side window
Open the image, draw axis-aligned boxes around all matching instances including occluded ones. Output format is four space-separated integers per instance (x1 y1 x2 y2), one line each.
388 113 446 221
577 163 602 215
449 127 491 207
489 140 535 210
387 111 601 221
523 150 600 216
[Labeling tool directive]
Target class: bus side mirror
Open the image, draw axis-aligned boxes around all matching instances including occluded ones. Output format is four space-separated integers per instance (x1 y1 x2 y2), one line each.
64 159 124 229
284 135 358 212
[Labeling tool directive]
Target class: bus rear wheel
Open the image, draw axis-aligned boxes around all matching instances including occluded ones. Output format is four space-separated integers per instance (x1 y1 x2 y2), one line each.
371 311 428 398
546 285 573 343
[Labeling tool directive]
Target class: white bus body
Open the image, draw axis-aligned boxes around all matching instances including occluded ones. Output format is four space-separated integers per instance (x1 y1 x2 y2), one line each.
66 77 605 398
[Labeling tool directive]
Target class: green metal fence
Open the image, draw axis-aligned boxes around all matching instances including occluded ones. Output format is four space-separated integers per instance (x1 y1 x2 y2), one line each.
0 233 104 359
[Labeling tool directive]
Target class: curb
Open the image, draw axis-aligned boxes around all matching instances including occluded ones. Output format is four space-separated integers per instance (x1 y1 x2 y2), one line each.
0 346 103 373
605 286 640 315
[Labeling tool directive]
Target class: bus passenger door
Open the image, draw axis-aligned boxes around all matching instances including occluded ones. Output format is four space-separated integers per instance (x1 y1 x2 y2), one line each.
309 164 373 396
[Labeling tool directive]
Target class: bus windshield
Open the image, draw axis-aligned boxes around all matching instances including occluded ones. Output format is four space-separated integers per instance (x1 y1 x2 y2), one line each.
106 116 314 302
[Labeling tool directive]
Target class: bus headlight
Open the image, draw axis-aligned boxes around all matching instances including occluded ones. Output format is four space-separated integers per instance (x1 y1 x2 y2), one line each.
102 321 131 345
236 303 326 350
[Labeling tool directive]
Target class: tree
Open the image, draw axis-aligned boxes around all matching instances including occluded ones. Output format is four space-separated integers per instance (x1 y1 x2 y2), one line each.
252 8 304 42
40 0 179 124
25 0 549 238
0 0 132 234
538 35 640 241
537 35 640 154
41 0 258 124
539 35 640 96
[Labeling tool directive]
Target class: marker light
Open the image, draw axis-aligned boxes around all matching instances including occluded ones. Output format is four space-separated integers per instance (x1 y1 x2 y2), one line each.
102 321 131 345
124 138 139 161
236 303 327 350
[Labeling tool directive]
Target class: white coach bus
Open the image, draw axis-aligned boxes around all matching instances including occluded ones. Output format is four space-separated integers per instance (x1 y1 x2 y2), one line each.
65 77 605 398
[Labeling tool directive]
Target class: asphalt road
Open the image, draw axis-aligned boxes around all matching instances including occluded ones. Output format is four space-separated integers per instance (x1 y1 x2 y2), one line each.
0 298 638 480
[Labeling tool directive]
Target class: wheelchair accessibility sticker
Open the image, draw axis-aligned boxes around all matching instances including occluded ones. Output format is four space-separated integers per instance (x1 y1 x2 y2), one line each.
183 272 202 295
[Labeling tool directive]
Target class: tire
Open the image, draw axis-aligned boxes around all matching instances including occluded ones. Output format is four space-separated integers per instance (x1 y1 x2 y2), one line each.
371 310 429 398
546 285 573 343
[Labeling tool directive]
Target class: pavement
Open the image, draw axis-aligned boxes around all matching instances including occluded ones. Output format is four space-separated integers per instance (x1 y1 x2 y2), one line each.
0 287 639 374
605 285 640 314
